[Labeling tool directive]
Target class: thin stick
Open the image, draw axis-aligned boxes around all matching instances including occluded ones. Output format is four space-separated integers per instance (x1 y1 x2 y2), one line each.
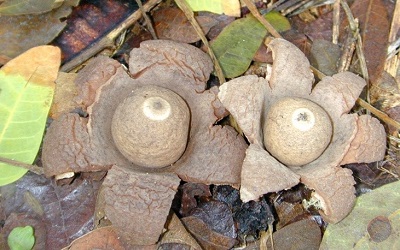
337 27 357 72
341 0 370 105
332 0 340 44
243 0 282 38
356 99 400 130
174 0 225 83
61 0 162 72
134 0 158 39
242 0 283 38
0 156 44 175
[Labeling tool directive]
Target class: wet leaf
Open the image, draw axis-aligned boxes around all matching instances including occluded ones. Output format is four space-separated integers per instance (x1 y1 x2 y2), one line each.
52 0 138 63
0 0 63 15
320 181 400 249
7 226 35 250
185 0 240 17
211 12 290 78
0 0 78 58
179 182 211 217
0 46 60 186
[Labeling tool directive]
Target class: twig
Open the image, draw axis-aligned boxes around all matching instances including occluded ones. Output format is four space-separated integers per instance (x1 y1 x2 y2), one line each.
332 0 340 44
341 0 370 105
337 27 357 72
356 99 400 131
174 0 225 84
134 0 158 39
242 0 283 39
61 0 162 72
0 156 44 175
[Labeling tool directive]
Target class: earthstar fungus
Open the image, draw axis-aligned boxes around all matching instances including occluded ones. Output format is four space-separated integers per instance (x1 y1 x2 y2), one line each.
42 40 247 246
218 38 386 223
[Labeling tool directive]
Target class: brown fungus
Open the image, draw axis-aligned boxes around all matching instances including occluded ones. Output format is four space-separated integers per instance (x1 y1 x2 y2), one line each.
218 38 387 223
42 40 247 246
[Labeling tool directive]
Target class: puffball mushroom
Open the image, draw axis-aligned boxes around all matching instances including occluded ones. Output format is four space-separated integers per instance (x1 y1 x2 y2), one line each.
264 97 332 166
111 85 190 168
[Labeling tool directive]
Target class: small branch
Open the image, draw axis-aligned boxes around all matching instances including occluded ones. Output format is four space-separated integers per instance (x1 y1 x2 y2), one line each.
341 0 370 105
332 0 340 44
242 0 283 39
357 99 400 131
0 157 44 175
175 0 225 84
134 0 158 39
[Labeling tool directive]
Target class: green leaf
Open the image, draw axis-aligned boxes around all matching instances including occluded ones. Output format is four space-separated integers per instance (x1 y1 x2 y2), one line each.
0 46 60 186
320 181 400 249
0 0 63 15
7 226 35 250
185 0 240 16
211 12 291 78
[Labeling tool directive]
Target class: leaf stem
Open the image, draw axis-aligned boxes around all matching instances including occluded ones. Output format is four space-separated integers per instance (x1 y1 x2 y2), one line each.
0 157 44 175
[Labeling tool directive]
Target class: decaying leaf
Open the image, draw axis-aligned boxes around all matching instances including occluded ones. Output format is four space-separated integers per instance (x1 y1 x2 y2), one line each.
182 201 237 249
0 0 64 15
266 219 321 250
0 172 102 249
153 7 217 43
0 45 60 186
51 0 138 63
320 181 400 249
0 0 78 58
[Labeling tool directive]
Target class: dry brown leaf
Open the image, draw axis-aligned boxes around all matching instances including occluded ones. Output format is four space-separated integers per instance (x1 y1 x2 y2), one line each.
153 7 217 43
266 219 321 250
62 226 125 250
348 0 390 83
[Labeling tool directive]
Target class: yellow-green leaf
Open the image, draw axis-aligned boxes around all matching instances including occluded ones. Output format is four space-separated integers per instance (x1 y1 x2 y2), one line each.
0 0 63 15
320 181 400 249
7 226 35 250
211 12 291 78
185 0 240 17
0 46 60 186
